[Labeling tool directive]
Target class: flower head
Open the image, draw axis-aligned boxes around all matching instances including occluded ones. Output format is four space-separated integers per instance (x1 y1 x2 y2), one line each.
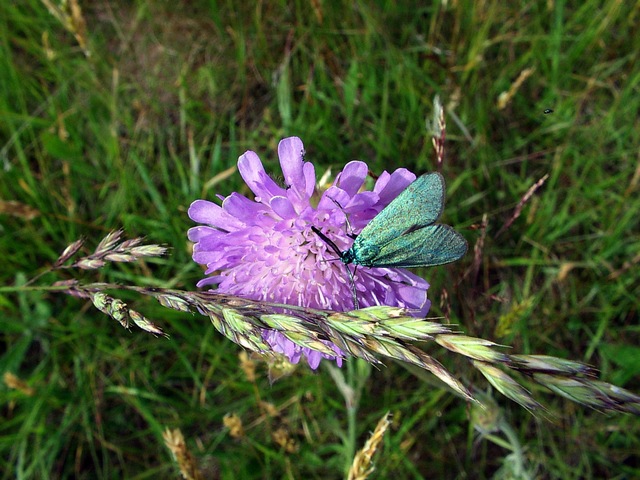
188 137 430 369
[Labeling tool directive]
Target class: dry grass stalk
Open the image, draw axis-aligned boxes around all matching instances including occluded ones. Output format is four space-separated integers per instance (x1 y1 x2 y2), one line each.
163 428 204 480
348 412 392 480
3 372 35 396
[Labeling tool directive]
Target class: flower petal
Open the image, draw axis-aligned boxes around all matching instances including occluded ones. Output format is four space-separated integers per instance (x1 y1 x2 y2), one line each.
334 161 368 197
302 162 316 198
375 168 416 204
278 137 306 191
223 193 271 223
270 196 297 219
238 150 284 201
188 200 244 230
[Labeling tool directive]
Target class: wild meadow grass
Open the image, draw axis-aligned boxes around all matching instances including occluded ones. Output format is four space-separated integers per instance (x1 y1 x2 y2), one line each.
1 1 639 478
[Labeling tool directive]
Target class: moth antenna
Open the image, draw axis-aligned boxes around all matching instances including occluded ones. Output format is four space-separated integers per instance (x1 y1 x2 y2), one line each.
329 197 357 238
311 225 359 309
310 226 343 257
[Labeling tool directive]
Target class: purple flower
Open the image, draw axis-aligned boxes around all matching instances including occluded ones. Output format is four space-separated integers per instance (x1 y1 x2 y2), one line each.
188 137 430 369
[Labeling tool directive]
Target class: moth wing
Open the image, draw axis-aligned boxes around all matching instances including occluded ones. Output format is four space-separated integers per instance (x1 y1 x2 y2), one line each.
357 172 446 246
368 224 468 268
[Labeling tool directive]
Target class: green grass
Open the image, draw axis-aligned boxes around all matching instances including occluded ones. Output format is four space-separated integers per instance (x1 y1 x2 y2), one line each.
1 0 639 478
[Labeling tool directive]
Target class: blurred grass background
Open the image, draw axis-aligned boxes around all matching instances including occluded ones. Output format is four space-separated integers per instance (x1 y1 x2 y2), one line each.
1 0 639 478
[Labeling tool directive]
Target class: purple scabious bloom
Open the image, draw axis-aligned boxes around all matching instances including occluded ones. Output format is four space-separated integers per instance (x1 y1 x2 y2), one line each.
188 137 430 369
